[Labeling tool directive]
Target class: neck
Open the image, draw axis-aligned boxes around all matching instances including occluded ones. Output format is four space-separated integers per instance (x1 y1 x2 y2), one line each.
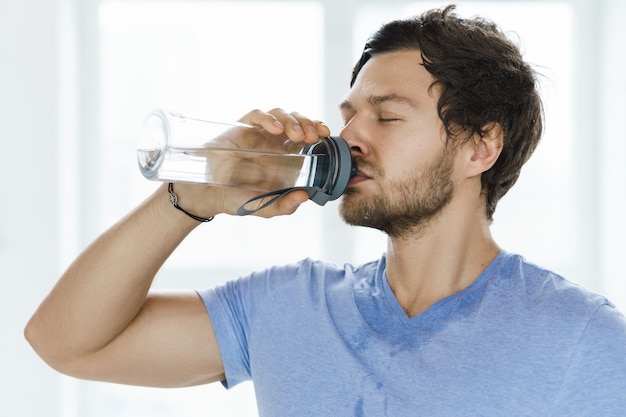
384 197 500 318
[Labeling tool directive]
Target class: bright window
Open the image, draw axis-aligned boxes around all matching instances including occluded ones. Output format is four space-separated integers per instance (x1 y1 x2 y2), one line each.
98 1 329 277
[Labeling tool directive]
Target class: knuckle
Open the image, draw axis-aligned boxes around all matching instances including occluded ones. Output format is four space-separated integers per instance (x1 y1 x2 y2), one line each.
268 107 287 116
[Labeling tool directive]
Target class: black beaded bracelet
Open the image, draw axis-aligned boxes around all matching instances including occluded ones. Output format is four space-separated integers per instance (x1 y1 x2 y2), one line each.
167 183 214 223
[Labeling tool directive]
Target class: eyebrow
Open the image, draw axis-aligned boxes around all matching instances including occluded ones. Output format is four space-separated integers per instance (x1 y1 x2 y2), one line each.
339 93 418 111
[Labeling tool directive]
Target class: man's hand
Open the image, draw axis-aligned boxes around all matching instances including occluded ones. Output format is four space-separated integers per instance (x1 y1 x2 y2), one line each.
174 108 332 218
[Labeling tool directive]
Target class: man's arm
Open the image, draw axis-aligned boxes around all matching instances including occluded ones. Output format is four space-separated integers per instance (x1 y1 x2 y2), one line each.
24 185 226 387
24 109 327 388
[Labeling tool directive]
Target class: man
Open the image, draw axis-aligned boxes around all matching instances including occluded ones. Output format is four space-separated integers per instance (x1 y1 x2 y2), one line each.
25 5 626 416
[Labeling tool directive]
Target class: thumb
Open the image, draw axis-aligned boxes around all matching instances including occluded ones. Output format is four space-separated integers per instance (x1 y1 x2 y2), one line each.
259 189 309 218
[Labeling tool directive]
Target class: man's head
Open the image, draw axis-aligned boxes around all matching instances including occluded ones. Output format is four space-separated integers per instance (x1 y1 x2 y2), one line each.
350 5 544 221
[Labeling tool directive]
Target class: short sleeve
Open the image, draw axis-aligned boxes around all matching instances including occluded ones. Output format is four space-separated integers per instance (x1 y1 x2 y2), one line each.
549 303 626 416
196 260 314 389
198 280 253 388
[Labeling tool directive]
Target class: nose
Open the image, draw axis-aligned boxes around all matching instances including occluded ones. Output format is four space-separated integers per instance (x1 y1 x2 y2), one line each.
340 118 369 158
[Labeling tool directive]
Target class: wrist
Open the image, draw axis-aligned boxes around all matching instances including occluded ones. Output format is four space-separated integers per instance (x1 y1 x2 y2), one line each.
167 183 214 223
145 184 209 232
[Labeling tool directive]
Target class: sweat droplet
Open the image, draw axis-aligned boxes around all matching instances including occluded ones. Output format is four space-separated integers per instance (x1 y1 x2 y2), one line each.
354 398 364 417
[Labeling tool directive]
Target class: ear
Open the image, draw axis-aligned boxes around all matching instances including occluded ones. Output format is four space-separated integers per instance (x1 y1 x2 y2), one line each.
466 122 503 177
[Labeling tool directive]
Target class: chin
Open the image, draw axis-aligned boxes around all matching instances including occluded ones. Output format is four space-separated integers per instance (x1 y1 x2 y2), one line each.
339 193 378 228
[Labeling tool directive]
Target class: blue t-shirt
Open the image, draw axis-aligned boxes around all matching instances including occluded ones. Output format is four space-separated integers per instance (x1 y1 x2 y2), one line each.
199 251 626 416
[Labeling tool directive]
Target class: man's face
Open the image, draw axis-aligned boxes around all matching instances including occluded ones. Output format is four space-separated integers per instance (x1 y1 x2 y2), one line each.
338 50 458 237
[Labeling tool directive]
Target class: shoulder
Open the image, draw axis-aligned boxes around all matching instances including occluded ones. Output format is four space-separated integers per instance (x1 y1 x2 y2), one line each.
496 251 612 314
488 251 626 346
249 256 382 285
491 252 626 334
200 257 382 307
491 253 626 411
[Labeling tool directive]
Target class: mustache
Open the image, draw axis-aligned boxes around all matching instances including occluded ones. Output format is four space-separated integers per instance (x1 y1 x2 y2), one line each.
351 156 380 177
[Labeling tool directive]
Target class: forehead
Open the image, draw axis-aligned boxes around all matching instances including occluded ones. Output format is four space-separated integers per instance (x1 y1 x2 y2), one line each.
345 50 437 107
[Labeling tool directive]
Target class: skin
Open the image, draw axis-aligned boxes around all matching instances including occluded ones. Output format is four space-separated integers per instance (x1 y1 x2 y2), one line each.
24 50 503 387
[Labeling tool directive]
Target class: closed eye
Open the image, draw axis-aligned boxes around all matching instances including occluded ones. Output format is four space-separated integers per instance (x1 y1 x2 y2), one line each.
378 111 403 123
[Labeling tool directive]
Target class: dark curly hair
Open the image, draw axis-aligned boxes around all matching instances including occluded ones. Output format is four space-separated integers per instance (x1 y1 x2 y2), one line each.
350 5 544 220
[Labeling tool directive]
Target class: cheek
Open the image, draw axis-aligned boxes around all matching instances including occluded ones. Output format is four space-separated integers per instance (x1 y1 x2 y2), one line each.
372 120 447 173
384 141 440 174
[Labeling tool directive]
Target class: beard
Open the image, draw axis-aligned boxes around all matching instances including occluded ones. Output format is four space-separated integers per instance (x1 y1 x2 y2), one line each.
339 147 455 238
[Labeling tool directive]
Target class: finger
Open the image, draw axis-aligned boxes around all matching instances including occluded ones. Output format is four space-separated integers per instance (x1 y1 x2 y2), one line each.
239 109 285 135
256 189 309 218
313 120 331 138
290 112 331 143
267 108 308 142
272 189 309 216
